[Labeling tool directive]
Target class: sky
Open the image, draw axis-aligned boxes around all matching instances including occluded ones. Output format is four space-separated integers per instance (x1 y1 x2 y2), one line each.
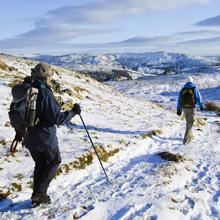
1 0 220 56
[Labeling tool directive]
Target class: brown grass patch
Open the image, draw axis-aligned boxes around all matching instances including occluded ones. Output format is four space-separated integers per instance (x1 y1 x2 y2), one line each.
51 79 61 93
157 151 186 163
119 139 126 145
0 59 9 71
73 86 89 94
15 173 24 180
0 138 7 146
95 145 120 162
61 101 73 111
70 153 94 169
11 182 22 192
7 77 23 88
56 146 120 176
56 152 94 176
27 180 33 189
205 101 220 113
195 117 207 128
4 121 11 127
0 188 10 200
141 130 162 139
54 95 64 106
62 88 74 97
75 73 82 79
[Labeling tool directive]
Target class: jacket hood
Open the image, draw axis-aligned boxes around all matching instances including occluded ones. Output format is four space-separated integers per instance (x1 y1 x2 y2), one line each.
183 82 196 89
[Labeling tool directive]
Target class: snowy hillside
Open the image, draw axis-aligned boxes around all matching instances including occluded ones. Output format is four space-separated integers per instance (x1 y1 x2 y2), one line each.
0 53 220 220
34 52 215 80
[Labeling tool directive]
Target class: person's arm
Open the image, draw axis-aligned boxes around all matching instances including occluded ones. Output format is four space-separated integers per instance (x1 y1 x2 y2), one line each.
194 87 203 110
177 89 182 115
40 89 76 126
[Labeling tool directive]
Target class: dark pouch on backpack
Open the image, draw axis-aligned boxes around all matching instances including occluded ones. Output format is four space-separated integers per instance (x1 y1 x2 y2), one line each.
8 101 27 136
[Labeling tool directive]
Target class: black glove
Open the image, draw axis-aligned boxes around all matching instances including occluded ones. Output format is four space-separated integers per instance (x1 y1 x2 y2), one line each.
72 103 81 115
177 109 182 116
200 106 204 111
15 133 22 142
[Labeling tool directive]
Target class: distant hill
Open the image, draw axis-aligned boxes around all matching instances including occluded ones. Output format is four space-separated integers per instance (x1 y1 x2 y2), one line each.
33 52 216 81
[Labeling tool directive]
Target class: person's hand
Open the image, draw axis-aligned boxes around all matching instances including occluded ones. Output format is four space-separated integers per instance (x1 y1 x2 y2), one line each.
177 109 182 116
15 133 22 142
72 103 81 115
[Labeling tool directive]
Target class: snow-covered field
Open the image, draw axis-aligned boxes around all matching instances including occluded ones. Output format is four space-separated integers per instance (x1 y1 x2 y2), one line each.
0 53 220 219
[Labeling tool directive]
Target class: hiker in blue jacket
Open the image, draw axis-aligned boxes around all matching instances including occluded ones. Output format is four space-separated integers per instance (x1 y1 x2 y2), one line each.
22 63 81 205
177 77 203 144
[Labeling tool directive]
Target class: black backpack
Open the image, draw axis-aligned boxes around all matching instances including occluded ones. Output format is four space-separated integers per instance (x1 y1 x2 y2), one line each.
8 82 38 137
181 87 195 107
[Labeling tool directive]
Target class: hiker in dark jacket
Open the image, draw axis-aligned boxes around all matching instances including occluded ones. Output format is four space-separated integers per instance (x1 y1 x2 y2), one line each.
21 63 81 205
177 77 203 145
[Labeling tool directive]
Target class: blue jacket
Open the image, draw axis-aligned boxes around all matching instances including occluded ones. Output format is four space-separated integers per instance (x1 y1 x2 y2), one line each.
24 81 75 151
177 82 203 112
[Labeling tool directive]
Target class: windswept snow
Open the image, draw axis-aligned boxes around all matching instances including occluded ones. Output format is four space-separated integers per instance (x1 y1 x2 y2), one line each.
0 53 220 220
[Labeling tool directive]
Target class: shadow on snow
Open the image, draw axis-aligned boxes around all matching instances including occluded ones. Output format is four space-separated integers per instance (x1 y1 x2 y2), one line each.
0 199 32 213
67 123 147 136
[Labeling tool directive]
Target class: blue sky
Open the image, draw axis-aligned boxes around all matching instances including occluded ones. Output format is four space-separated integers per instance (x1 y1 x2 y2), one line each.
1 0 220 56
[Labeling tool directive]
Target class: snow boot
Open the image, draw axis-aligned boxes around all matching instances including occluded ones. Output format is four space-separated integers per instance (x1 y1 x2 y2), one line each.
31 193 51 206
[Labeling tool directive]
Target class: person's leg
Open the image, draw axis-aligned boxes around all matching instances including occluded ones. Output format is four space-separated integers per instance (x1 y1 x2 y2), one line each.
187 108 195 142
183 108 195 144
29 149 47 197
37 147 61 195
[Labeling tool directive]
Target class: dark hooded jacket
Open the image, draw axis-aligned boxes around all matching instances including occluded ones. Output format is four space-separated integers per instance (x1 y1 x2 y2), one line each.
24 81 75 151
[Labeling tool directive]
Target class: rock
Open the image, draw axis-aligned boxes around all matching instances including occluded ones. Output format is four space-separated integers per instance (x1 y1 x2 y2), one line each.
79 69 132 82
112 69 132 80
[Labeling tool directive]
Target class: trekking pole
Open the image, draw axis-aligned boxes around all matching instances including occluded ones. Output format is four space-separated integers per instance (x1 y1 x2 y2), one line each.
10 139 19 153
79 114 110 183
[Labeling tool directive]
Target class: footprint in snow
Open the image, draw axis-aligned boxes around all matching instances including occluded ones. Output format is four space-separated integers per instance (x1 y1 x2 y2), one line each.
213 190 220 203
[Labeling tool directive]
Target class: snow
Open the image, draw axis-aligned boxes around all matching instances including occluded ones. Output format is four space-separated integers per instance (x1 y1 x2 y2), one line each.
0 53 220 219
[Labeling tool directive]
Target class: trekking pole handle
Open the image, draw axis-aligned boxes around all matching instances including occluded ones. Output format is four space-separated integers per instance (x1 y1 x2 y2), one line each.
79 114 110 183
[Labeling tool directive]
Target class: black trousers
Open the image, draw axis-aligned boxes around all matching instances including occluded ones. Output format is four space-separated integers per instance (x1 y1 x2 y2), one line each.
29 147 61 195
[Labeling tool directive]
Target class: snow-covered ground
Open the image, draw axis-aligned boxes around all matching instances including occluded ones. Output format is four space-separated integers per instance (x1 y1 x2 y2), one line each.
0 53 219 220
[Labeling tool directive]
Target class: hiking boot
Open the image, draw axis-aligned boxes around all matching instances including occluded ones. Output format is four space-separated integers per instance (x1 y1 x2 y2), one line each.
31 192 37 200
185 135 194 145
31 193 51 205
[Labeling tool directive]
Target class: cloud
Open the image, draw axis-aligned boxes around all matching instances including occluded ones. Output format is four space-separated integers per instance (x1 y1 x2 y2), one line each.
42 0 210 25
107 28 220 47
177 29 220 36
108 36 175 47
0 0 210 52
0 26 115 49
177 36 220 45
196 14 220 26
